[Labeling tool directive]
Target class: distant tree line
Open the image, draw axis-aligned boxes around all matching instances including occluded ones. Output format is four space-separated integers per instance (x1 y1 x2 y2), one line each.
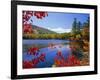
23 33 71 39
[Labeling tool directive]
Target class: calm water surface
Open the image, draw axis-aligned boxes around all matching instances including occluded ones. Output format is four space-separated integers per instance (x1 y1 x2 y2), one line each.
23 39 72 68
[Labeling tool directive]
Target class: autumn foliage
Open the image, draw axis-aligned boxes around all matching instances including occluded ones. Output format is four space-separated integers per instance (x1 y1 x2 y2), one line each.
54 54 80 67
23 11 48 34
23 47 46 68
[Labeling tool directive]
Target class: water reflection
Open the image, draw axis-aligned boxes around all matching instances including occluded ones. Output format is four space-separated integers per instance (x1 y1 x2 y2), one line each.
23 39 89 68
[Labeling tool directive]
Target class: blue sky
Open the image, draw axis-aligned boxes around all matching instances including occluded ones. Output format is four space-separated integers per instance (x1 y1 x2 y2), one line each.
28 12 89 33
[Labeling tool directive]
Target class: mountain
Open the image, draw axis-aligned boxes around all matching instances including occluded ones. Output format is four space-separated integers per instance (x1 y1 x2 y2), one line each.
31 25 57 34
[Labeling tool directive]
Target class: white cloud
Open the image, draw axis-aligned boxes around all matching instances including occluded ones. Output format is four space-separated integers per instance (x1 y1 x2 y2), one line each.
47 27 71 33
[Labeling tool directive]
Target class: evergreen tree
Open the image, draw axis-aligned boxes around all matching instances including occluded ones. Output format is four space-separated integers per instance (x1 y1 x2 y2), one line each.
77 21 81 32
83 17 90 28
72 18 77 33
87 17 90 27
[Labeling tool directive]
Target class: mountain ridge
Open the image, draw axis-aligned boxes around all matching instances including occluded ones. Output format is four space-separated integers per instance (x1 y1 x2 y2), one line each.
31 25 57 34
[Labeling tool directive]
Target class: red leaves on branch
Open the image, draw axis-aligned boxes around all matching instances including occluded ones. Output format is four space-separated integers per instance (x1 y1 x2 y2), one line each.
32 58 40 66
34 11 48 19
23 11 33 24
23 24 33 34
23 11 48 24
54 54 80 67
23 47 46 68
39 53 46 62
56 50 64 60
23 61 33 68
67 55 80 66
23 11 48 34
22 11 48 33
23 58 39 68
28 47 39 55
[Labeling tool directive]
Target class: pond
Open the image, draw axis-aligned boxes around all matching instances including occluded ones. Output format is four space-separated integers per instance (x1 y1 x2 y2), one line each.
23 39 83 68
